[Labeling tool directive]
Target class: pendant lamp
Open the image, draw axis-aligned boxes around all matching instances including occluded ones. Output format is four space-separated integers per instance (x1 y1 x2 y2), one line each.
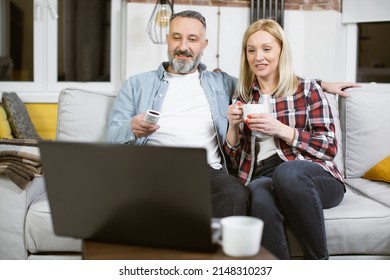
147 0 174 44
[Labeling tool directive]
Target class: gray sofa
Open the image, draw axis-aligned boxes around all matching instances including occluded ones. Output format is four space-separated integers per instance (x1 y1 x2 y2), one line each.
0 85 389 259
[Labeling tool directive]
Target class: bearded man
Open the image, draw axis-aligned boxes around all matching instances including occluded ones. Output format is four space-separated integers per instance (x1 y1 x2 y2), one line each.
108 10 249 218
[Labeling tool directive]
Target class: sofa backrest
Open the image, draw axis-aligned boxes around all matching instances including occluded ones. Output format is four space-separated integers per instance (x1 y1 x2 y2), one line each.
56 88 116 142
340 85 390 179
56 86 390 180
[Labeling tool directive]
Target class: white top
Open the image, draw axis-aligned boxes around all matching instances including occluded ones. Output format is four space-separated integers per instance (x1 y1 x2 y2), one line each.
255 94 277 163
147 71 222 169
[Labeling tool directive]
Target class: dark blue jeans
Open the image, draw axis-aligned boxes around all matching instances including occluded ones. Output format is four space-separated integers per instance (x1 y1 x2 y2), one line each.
208 166 250 218
248 158 344 259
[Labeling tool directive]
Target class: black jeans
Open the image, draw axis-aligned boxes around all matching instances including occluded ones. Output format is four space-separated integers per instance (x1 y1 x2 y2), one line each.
208 166 249 218
249 158 345 260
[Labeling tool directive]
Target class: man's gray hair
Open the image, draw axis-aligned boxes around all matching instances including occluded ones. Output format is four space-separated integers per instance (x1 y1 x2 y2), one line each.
170 10 206 29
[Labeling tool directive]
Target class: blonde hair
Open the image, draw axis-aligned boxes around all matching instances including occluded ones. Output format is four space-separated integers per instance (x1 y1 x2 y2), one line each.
237 19 298 102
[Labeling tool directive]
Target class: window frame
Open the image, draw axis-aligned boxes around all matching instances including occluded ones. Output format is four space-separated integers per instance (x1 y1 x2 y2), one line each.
0 0 123 103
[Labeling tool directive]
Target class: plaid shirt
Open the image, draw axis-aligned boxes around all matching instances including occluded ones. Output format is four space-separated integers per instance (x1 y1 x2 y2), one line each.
224 78 344 186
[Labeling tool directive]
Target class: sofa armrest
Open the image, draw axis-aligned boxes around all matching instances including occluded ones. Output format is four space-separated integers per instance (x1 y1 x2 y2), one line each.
0 176 46 259
0 140 46 259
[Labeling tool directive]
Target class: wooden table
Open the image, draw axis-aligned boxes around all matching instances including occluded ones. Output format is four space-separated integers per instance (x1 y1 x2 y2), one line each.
83 241 277 260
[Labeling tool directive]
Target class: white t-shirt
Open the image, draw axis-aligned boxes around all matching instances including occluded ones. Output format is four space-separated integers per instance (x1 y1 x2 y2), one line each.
147 71 222 169
255 94 277 163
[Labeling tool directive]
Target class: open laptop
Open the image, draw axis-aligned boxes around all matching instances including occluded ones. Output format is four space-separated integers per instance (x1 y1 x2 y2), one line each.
39 141 217 252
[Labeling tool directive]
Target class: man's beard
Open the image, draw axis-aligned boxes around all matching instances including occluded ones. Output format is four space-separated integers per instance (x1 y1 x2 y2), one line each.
168 49 202 74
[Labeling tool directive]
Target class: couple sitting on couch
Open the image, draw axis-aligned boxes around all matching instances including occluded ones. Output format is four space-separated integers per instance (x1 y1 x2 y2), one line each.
107 10 358 260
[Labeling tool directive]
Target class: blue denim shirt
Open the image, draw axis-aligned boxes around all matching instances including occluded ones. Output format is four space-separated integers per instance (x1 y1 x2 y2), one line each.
107 62 237 172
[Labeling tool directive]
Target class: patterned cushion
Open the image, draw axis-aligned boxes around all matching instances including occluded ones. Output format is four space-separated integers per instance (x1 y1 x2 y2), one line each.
1 92 41 140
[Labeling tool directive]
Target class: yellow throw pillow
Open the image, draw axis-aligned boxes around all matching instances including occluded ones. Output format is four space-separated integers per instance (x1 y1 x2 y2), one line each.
362 156 390 183
0 105 14 139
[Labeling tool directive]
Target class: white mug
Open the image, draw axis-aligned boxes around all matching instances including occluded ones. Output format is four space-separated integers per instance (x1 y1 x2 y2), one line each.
242 103 267 120
242 103 269 138
213 216 264 257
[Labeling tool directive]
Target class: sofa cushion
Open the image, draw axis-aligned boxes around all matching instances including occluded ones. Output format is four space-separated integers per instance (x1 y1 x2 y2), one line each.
345 178 390 208
362 156 390 183
1 92 41 140
290 188 390 257
340 86 390 179
57 88 116 142
325 188 390 256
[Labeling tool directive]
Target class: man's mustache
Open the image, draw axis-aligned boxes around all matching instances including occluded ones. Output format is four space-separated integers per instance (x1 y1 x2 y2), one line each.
174 50 193 57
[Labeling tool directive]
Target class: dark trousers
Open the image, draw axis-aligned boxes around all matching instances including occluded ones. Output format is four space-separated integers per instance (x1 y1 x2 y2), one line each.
248 157 345 260
208 166 249 218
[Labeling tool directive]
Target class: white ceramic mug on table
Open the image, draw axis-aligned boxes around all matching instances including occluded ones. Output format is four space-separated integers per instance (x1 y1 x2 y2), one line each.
213 216 264 257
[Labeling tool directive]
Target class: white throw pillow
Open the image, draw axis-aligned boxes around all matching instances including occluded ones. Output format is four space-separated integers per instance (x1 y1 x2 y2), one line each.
56 88 116 142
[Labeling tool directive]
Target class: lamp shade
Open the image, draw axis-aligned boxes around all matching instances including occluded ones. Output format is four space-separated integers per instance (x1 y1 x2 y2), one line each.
147 0 174 44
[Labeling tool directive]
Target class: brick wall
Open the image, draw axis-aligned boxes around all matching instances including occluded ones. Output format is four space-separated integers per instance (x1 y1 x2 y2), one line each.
285 0 340 11
126 0 341 11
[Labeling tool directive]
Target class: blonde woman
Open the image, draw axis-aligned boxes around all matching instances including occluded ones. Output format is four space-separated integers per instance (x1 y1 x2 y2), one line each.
224 19 345 259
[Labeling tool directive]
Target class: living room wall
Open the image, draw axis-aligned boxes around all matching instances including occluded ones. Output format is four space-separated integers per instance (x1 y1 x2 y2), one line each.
124 0 346 82
126 0 341 10
24 0 346 140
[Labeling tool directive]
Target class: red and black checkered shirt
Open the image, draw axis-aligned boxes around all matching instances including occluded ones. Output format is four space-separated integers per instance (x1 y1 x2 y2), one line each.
224 78 344 186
